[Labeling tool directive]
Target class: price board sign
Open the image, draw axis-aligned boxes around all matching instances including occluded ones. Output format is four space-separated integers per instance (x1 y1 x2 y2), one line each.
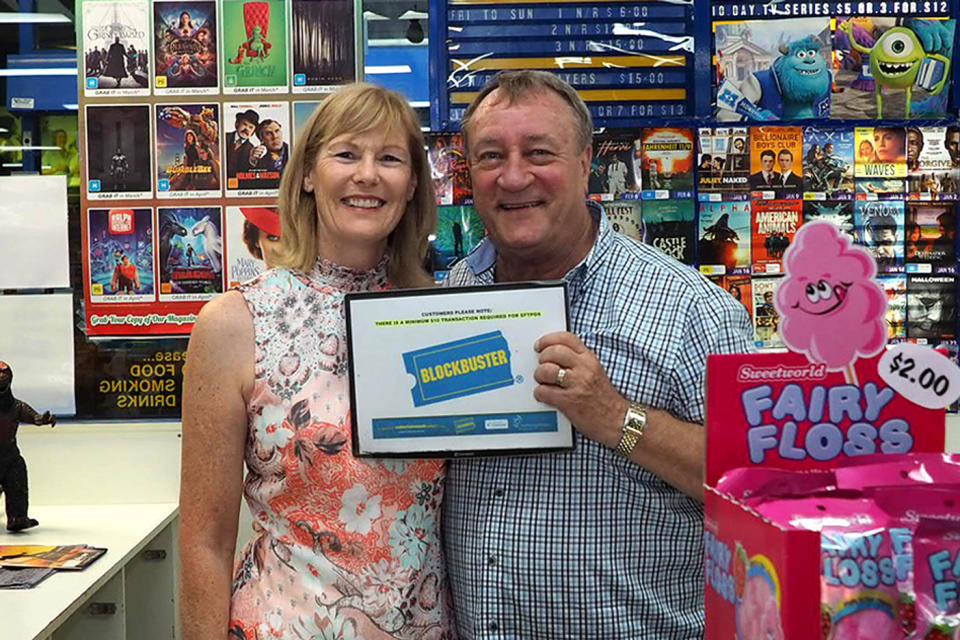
430 0 696 130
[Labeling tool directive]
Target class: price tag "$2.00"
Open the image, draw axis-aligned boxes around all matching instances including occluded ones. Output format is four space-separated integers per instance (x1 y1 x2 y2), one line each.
878 342 960 410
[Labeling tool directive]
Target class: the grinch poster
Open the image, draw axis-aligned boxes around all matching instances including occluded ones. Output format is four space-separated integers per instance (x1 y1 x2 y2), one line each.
221 0 288 93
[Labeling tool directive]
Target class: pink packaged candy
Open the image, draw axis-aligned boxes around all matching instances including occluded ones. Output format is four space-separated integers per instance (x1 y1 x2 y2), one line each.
911 518 960 639
755 497 903 640
716 467 838 506
869 488 960 636
835 455 960 491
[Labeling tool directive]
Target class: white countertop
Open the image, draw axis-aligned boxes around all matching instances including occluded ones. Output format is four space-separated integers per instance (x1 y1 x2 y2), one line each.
0 503 178 640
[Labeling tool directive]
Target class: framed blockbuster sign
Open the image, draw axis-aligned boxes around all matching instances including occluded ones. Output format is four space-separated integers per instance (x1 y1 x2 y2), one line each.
429 0 696 130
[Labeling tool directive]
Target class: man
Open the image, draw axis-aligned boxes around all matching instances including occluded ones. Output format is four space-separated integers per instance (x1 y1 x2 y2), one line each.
606 153 629 195
225 109 259 185
442 70 753 638
947 126 960 168
111 253 141 294
748 149 779 188
775 149 802 190
245 119 289 189
906 127 924 172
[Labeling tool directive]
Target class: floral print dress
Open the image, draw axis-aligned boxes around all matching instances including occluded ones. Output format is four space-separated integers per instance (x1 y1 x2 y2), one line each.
230 258 453 640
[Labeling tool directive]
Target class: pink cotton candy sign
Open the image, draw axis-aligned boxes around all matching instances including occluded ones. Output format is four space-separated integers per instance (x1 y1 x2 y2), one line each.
774 221 887 384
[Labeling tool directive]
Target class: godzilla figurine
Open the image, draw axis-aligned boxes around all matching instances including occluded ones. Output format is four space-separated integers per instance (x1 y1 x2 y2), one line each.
0 361 56 532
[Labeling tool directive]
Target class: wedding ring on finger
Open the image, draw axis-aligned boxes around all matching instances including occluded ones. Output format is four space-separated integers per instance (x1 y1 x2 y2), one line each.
555 367 568 387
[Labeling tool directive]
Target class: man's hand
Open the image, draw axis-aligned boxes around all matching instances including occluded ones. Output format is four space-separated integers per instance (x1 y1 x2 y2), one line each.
35 411 56 427
532 331 628 449
249 145 267 166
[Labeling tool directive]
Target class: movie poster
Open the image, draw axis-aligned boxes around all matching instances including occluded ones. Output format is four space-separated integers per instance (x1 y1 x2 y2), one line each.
751 199 801 274
153 0 218 95
697 127 716 192
711 127 749 192
605 200 644 242
428 205 484 275
803 200 855 238
710 274 752 319
643 199 695 264
833 18 954 119
854 199 905 271
82 0 150 96
87 208 155 304
878 274 907 341
907 274 957 341
714 18 831 121
590 130 639 199
854 126 907 179
223 102 290 195
428 134 471 206
908 126 958 198
155 103 221 198
698 200 751 274
291 0 356 92
292 100 321 143
224 205 279 288
156 206 224 301
906 202 956 268
802 127 854 195
748 126 803 197
86 104 152 200
222 0 288 93
752 275 784 348
637 128 695 195
40 115 80 188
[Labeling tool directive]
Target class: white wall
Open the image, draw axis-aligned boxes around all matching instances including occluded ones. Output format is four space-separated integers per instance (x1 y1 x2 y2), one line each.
14 415 960 555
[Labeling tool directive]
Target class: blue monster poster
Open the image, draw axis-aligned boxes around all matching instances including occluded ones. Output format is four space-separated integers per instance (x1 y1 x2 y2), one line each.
714 18 832 121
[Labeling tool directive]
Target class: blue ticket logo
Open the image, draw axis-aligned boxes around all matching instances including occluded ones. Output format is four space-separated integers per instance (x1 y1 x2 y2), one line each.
403 331 514 407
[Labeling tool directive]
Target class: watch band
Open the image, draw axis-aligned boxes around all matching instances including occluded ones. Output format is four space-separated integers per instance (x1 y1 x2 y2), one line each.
615 402 647 458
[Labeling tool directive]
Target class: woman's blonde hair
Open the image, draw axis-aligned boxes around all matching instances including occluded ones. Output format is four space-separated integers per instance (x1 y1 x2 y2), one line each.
273 83 436 288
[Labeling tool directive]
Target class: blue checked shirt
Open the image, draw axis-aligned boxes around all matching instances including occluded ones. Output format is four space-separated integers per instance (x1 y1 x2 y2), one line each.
442 203 754 639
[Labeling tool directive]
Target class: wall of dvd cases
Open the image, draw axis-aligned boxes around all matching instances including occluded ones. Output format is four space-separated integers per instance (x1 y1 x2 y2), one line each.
425 125 960 360
64 0 960 418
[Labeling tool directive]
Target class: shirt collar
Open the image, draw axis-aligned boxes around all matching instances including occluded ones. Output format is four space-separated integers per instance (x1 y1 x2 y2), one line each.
464 201 614 296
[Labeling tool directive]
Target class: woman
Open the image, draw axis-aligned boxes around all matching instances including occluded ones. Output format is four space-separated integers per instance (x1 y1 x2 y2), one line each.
179 84 452 640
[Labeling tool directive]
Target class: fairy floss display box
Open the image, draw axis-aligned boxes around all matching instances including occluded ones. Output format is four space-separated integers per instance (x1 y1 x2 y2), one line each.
703 221 950 639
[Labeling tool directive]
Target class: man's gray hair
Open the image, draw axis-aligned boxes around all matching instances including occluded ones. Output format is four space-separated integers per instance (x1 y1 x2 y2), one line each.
460 70 594 153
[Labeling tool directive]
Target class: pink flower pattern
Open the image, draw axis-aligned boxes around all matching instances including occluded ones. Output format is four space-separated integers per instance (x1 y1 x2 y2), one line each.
229 258 454 639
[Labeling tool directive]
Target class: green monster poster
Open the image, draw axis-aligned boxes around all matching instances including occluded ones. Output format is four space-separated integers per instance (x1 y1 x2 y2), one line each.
221 0 288 93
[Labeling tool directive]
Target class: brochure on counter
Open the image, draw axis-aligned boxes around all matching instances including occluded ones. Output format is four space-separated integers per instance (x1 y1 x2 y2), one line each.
346 281 573 457
0 544 107 570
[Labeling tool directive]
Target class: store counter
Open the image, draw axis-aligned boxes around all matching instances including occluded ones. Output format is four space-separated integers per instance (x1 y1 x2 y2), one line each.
0 503 178 640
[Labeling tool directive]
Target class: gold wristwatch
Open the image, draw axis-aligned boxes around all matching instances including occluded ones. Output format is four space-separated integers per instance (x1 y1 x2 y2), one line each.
615 402 647 458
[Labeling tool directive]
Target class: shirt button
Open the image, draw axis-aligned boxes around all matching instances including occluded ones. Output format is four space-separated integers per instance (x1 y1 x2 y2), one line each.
487 554 498 566
488 622 499 632
493 488 504 497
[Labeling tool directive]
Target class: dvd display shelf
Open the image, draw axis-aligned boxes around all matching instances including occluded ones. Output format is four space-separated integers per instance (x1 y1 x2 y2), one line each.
0 503 179 640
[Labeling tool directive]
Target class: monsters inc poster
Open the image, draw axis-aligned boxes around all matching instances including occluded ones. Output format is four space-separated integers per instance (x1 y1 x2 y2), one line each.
154 0 218 95
833 18 954 119
222 0 288 93
714 18 832 121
